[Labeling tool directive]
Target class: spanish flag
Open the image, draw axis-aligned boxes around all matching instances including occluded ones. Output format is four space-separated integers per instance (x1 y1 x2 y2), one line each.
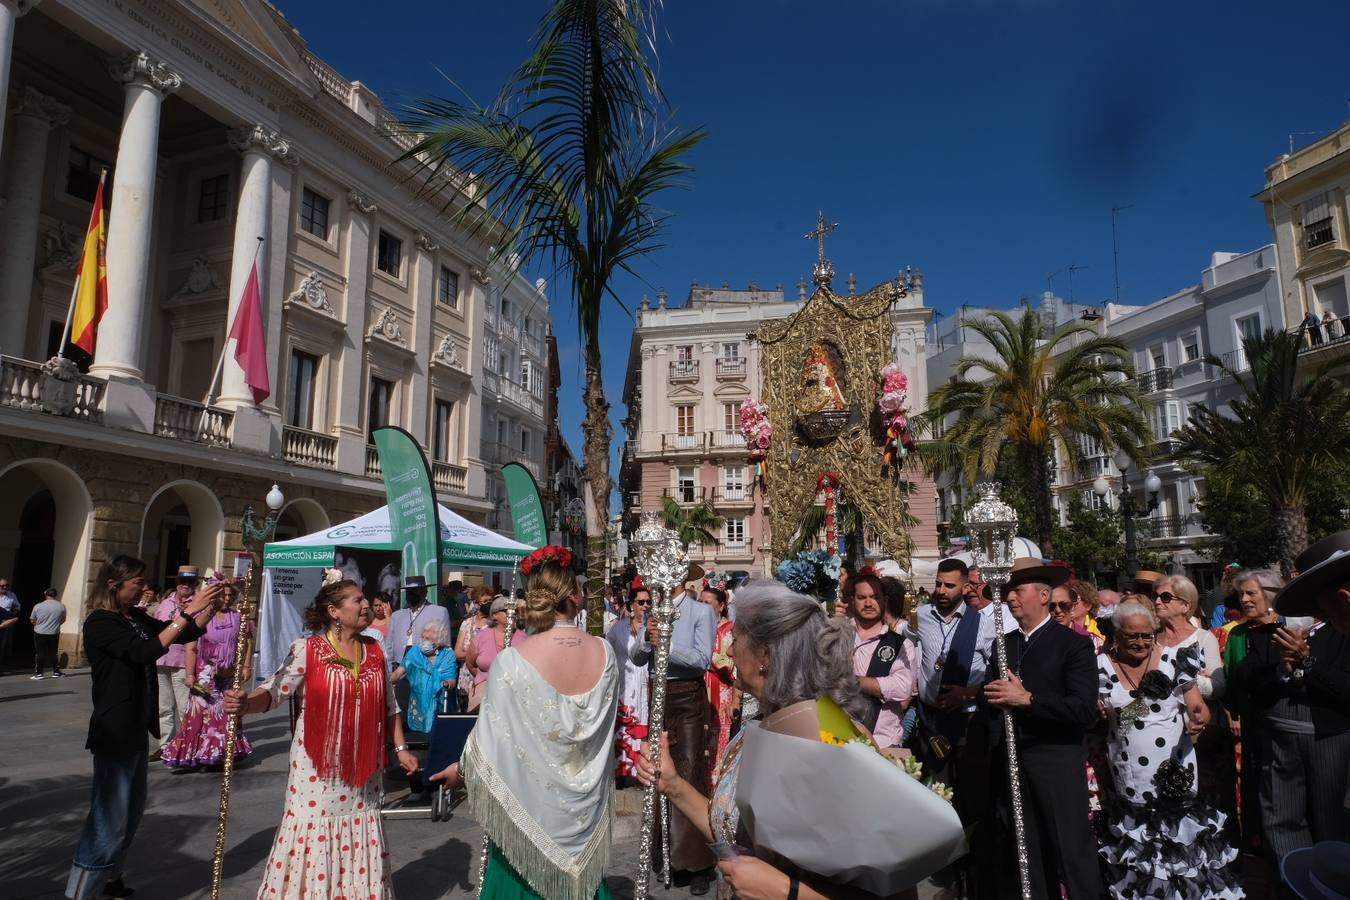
71 172 108 355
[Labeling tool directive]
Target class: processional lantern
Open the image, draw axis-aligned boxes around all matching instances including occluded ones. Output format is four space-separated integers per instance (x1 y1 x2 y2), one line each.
631 511 688 898
966 482 1032 900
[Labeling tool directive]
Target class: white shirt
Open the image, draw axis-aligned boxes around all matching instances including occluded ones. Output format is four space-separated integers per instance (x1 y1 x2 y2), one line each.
977 601 1020 634
916 601 997 709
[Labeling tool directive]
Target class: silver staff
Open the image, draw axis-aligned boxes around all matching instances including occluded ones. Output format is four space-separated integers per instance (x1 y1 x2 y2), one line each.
966 482 1031 900
476 587 521 894
630 512 690 900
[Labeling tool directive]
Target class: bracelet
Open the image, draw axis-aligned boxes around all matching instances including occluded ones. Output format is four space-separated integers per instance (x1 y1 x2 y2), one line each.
393 744 409 753
168 619 184 630
787 876 800 900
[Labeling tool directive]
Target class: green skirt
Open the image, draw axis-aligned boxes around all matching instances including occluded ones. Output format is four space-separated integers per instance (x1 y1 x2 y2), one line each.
481 843 612 900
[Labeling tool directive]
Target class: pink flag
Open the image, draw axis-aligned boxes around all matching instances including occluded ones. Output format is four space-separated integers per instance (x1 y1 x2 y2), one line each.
228 261 271 405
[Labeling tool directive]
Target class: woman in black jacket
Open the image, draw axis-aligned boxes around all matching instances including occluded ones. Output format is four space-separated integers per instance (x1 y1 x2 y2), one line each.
65 555 223 900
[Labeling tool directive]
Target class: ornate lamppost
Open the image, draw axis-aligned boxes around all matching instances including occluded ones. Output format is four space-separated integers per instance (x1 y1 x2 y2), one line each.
1093 449 1162 578
210 484 284 900
630 510 689 900
966 482 1031 900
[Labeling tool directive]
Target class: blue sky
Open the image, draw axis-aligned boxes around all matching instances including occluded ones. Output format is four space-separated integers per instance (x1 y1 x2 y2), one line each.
278 0 1350 460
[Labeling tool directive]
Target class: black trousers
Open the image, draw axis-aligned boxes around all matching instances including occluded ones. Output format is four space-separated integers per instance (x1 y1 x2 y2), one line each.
655 678 714 873
33 632 60 674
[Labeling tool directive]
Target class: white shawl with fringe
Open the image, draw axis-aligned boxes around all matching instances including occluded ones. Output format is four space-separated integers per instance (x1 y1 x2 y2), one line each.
464 642 619 900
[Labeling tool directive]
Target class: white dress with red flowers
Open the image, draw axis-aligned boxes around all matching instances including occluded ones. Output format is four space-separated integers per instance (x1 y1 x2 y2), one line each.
255 636 398 900
605 617 649 780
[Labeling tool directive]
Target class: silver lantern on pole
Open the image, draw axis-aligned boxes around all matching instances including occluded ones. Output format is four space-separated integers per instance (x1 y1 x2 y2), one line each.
631 510 689 899
966 482 1031 900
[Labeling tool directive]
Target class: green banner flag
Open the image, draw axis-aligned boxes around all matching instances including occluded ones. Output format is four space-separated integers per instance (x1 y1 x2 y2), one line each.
501 462 547 550
372 426 441 607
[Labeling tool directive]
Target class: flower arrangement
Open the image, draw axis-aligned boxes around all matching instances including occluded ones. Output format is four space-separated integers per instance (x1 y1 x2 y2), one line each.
816 697 953 803
776 548 842 602
704 570 730 591
520 545 574 576
877 363 916 465
738 398 771 487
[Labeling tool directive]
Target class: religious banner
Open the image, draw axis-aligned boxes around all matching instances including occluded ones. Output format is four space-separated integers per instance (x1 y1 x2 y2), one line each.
501 461 547 550
372 425 442 608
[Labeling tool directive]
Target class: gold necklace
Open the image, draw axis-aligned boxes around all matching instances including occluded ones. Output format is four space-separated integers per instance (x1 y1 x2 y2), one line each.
325 630 363 680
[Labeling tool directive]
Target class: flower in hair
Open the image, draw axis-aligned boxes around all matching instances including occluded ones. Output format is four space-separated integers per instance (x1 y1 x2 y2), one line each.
520 545 574 576
321 567 345 587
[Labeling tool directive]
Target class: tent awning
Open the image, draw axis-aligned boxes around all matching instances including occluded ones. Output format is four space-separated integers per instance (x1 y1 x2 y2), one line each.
263 503 534 569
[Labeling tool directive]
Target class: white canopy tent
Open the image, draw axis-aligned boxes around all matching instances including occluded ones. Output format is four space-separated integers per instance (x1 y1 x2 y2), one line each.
257 504 533 678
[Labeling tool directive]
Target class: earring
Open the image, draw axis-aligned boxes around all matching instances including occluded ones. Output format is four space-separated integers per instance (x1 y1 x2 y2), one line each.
759 665 767 675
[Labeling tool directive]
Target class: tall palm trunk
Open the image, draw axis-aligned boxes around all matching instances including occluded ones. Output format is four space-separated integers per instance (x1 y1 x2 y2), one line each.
1028 445 1056 557
582 340 612 635
1273 503 1308 580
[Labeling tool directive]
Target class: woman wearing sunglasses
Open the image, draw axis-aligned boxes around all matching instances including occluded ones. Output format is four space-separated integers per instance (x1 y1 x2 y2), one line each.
1050 581 1105 653
605 580 651 783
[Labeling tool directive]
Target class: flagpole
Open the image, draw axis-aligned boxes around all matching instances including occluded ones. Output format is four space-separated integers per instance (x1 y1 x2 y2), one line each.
204 237 265 409
59 168 108 361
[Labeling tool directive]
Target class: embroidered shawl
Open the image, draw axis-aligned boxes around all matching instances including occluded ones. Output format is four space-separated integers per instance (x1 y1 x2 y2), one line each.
463 644 619 900
301 635 388 787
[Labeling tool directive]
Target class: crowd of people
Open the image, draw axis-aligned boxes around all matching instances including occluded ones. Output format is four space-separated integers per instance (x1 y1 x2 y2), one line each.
44 524 1350 900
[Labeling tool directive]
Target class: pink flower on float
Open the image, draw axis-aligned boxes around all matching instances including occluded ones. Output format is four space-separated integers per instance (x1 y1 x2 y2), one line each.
755 433 770 449
879 392 904 414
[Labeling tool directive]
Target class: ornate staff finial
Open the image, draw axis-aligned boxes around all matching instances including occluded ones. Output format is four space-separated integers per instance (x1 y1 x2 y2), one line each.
805 211 839 290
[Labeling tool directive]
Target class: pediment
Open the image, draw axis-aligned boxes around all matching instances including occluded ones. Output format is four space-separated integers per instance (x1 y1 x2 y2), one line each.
184 0 321 91
666 384 703 401
713 381 750 399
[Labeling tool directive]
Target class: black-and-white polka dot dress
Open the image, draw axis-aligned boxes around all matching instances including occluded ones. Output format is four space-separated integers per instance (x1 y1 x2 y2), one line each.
1096 646 1243 899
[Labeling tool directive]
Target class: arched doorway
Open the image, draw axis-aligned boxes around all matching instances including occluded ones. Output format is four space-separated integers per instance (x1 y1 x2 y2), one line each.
139 481 224 588
273 498 330 542
0 460 94 664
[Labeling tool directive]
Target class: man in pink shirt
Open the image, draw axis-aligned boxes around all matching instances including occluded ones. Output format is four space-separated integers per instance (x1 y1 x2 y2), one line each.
150 564 198 755
845 572 916 749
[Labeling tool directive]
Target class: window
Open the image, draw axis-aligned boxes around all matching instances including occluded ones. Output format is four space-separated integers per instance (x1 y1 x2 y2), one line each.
677 467 696 503
1236 313 1262 343
1302 192 1335 251
1081 490 1109 512
287 350 318 429
368 377 393 437
723 402 739 433
1181 332 1201 363
724 464 745 501
520 429 532 455
1149 345 1166 370
501 298 513 320
725 517 746 547
721 342 740 360
432 399 454 462
676 405 695 435
300 188 330 239
676 344 694 363
498 352 509 376
196 174 229 223
67 147 113 203
376 231 402 277
495 418 506 444
1154 400 1182 441
437 266 459 307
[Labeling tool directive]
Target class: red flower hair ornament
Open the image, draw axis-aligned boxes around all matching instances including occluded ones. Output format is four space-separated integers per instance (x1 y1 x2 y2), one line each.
520 545 574 576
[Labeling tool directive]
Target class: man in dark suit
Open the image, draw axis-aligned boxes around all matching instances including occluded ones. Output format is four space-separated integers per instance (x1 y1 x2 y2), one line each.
982 558 1103 900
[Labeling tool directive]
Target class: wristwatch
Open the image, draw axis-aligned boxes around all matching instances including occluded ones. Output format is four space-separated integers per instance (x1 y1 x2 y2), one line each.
393 743 409 753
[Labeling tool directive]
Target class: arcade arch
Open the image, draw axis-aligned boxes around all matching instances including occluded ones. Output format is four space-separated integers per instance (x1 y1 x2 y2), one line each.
139 480 224 587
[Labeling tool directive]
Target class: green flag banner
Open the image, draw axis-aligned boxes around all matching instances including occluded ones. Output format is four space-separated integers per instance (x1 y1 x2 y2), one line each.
501 462 547 550
372 426 441 607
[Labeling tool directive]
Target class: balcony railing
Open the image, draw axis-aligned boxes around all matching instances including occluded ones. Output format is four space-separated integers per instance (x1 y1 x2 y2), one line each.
662 486 708 505
1136 368 1174 393
1143 512 1205 540
282 425 337 469
662 432 705 452
718 537 754 558
498 319 520 344
498 378 543 417
707 430 743 449
714 358 746 379
1146 439 1180 461
1 355 105 422
1291 321 1350 355
365 444 382 478
432 460 468 493
153 395 233 447
712 486 751 504
669 360 699 382
483 441 541 479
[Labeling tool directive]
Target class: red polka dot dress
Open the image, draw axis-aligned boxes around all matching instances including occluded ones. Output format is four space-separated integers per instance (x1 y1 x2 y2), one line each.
256 636 397 900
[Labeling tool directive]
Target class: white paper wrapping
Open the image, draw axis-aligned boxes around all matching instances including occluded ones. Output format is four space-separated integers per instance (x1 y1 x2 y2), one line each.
737 725 967 894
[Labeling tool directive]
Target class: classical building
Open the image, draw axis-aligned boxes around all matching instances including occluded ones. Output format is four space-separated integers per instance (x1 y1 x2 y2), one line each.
620 276 940 578
0 0 550 660
1258 122 1350 363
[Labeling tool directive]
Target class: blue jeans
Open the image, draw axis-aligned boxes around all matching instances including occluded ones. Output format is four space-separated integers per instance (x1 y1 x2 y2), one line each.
66 751 148 900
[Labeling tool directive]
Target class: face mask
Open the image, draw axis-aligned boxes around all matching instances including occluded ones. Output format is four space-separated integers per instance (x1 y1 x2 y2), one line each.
419 640 436 655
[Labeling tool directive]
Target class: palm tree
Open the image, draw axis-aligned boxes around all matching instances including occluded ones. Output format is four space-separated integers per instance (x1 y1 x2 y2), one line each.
402 0 705 633
659 496 726 551
916 307 1149 556
1172 327 1350 575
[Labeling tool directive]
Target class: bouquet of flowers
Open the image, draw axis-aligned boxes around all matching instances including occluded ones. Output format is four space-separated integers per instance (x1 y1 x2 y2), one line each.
704 570 730 591
738 399 771 487
877 363 915 465
776 548 843 602
520 545 574 576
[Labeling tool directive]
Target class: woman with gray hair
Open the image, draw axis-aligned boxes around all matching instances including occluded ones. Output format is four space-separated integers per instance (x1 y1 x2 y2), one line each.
1097 601 1240 898
1155 574 1223 699
636 579 958 900
392 619 458 731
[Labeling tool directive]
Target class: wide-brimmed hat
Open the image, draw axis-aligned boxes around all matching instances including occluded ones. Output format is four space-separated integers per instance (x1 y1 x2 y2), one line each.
1005 558 1071 590
1276 529 1350 619
403 575 428 591
1124 570 1165 595
489 595 513 615
682 563 705 591
176 565 200 581
1281 841 1350 900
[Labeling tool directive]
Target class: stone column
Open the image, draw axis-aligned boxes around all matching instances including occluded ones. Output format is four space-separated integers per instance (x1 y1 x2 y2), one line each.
0 85 67 356
218 124 295 413
334 190 377 474
91 51 181 387
407 232 438 446
0 1 40 163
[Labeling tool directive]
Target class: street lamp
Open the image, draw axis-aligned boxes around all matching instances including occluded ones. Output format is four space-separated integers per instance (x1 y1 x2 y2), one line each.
1094 451 1161 579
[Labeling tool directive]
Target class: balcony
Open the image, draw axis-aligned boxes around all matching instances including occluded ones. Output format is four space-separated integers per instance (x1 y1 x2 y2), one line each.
707 430 743 451
1 354 104 422
152 395 233 448
1146 439 1181 462
662 432 706 453
282 425 337 470
1136 368 1174 393
1143 512 1206 541
432 460 468 494
365 444 382 478
662 486 708 505
714 358 746 380
668 360 699 383
498 318 520 344
1290 322 1350 356
483 441 542 479
484 371 543 417
712 486 752 506
717 537 755 559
